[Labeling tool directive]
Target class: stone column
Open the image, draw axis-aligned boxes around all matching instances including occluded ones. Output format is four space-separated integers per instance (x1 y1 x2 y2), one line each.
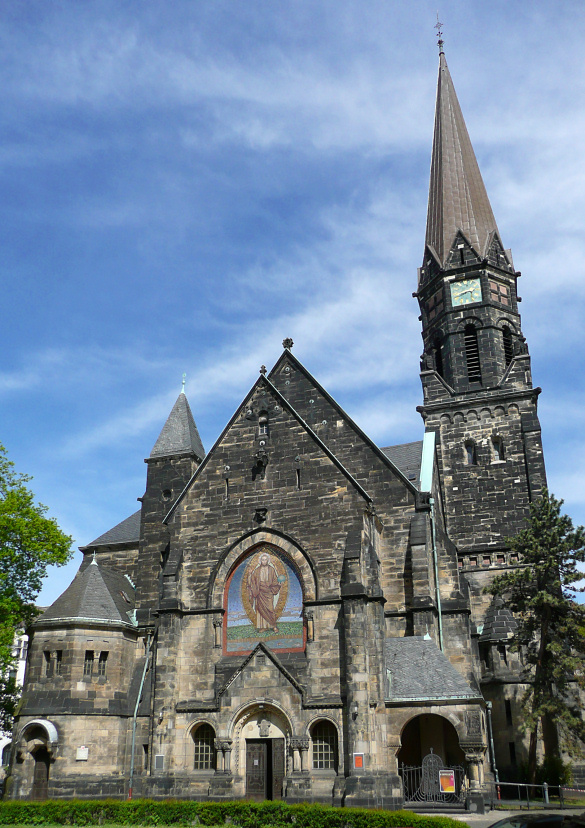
213 619 223 648
220 740 233 773
299 739 309 773
305 612 314 642
214 740 224 772
290 739 302 772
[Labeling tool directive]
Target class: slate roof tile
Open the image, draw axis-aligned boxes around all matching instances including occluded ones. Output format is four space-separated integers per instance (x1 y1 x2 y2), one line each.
38 561 135 626
385 636 478 701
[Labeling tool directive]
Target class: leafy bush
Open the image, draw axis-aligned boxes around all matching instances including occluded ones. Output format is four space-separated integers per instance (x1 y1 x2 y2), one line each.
0 799 469 828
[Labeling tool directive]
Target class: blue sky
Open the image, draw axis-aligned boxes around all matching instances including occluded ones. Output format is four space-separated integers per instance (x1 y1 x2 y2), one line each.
1 1 584 605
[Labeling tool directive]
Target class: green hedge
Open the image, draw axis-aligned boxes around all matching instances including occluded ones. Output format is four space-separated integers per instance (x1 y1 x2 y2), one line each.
0 799 468 828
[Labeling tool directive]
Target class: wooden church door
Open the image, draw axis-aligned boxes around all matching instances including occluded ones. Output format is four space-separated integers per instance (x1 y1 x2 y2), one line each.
245 739 285 800
31 747 50 800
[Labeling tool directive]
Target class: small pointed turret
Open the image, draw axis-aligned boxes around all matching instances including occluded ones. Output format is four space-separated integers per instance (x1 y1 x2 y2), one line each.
150 387 205 461
425 46 500 267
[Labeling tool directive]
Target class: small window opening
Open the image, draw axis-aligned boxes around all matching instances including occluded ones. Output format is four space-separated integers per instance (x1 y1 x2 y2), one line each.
480 646 490 671
225 478 229 499
503 326 514 366
469 557 478 567
509 742 516 764
498 643 508 666
497 554 505 565
258 412 269 436
459 247 465 265
84 650 94 677
483 556 491 567
464 325 482 383
143 744 149 770
98 651 108 677
505 699 513 726
492 437 505 461
54 650 63 676
465 441 477 465
427 287 444 322
44 651 53 678
296 468 301 490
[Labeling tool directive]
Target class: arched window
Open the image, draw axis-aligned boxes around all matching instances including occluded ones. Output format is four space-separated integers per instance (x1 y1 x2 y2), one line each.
502 326 513 366
464 325 482 383
311 720 338 771
465 441 477 466
492 436 505 462
192 723 216 770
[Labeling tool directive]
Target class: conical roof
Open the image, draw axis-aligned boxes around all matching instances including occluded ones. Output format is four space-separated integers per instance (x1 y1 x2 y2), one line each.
150 392 205 460
38 559 135 626
426 49 500 266
480 597 518 642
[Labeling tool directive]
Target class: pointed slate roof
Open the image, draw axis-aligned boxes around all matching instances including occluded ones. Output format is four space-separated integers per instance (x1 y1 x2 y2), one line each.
480 597 518 642
84 510 141 548
426 48 500 266
385 637 480 701
37 560 135 627
381 441 423 485
150 391 205 460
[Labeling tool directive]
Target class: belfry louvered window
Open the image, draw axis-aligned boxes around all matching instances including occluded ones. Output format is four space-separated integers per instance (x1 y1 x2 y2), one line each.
502 327 513 366
464 325 482 383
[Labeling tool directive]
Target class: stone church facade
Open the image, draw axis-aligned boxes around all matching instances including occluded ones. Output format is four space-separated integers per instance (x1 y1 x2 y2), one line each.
7 47 563 806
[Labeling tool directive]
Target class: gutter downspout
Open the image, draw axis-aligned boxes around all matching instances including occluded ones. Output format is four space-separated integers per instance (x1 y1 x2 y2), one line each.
420 432 444 652
128 633 153 799
429 496 444 652
486 701 499 787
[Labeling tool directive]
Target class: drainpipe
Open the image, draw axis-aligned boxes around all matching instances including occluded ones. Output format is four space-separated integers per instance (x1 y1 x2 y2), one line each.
486 701 499 785
429 497 444 652
128 633 153 800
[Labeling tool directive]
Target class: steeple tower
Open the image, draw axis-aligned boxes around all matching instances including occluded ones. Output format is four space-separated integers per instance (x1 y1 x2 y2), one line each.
416 46 546 556
425 45 502 269
135 385 205 614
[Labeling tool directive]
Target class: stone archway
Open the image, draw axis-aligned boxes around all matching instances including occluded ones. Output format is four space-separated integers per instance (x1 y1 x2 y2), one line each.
397 714 467 804
398 713 465 768
18 722 58 801
230 703 292 801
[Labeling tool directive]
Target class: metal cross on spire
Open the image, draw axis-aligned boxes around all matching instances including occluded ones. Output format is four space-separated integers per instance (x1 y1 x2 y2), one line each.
435 12 444 54
181 373 186 394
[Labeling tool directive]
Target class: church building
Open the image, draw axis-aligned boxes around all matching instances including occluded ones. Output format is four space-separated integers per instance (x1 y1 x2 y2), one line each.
7 45 558 807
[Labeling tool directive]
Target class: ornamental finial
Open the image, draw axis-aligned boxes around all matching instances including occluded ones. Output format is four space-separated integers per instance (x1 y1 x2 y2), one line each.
435 12 444 54
181 373 186 394
282 337 294 350
259 365 267 375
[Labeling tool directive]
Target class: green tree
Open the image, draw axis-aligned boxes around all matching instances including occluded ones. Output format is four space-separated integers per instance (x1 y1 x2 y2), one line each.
0 442 72 732
487 488 585 783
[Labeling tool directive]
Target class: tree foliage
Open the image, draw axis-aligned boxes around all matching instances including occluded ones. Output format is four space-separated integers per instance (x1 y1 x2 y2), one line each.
487 488 585 781
0 442 72 732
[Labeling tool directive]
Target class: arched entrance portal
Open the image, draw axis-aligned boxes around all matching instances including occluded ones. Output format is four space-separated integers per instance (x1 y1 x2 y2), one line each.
18 720 58 801
398 714 466 804
232 705 291 801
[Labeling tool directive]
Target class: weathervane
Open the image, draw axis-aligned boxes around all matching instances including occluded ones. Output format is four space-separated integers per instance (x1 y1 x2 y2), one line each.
435 12 444 54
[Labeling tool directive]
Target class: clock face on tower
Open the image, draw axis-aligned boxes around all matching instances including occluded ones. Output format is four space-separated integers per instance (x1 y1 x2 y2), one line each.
450 278 482 307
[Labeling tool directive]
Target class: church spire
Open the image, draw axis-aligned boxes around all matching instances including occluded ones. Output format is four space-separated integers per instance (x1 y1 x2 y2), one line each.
150 390 205 462
425 48 500 268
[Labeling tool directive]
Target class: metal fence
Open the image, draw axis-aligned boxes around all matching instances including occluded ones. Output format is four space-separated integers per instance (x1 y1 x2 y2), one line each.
487 781 585 810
